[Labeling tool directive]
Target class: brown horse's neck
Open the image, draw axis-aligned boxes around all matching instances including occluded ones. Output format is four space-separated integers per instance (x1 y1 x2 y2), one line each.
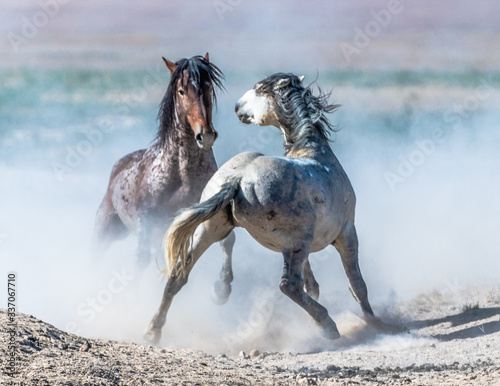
153 121 217 179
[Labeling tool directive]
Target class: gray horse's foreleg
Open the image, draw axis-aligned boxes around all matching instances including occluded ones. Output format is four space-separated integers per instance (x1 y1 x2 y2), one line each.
303 260 319 301
279 248 340 340
211 230 236 305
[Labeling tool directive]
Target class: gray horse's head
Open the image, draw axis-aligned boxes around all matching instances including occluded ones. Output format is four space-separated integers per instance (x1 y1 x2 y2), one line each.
235 73 340 153
235 73 305 127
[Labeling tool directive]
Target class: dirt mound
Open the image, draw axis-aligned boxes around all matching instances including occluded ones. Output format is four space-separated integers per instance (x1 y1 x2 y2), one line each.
1 286 500 385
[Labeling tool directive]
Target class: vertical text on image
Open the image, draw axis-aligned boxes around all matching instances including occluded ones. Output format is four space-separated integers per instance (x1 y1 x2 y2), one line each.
6 272 18 377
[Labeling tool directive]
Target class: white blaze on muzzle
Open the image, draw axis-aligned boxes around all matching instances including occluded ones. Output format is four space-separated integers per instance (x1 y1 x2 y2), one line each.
235 89 275 126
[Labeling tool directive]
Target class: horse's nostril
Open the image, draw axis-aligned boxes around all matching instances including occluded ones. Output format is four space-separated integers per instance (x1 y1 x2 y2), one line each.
195 133 203 143
213 131 218 140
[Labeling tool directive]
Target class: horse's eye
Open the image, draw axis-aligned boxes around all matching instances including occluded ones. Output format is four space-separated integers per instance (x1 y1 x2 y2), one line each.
178 89 185 96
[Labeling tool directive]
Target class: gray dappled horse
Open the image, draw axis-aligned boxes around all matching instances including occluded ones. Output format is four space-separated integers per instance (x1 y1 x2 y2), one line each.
145 73 397 344
94 54 235 303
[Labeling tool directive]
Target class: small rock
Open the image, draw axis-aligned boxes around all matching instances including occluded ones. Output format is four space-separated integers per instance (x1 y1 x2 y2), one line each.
296 372 318 385
239 351 249 359
59 343 69 350
79 341 91 352
326 364 341 372
249 349 260 358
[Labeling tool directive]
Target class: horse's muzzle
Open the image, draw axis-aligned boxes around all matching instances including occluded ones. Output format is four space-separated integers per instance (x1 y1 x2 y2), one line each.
235 100 252 124
195 129 218 149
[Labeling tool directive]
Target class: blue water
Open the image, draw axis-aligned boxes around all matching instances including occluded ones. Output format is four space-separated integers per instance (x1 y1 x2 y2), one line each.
2 68 499 169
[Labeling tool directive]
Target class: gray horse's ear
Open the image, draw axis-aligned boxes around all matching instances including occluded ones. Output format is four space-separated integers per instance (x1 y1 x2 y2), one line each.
204 52 210 62
274 78 290 90
298 75 305 83
162 57 177 74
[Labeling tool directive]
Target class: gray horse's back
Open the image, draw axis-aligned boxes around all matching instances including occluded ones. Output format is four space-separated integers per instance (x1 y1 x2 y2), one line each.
205 153 351 252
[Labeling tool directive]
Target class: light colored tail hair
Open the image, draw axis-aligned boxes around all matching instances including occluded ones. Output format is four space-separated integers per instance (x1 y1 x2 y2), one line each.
163 179 240 279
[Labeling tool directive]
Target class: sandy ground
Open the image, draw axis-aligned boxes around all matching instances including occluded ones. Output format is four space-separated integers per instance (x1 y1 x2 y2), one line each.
1 285 499 385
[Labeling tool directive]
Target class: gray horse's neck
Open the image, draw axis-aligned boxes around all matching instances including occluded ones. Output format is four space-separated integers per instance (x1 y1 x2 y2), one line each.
282 124 336 165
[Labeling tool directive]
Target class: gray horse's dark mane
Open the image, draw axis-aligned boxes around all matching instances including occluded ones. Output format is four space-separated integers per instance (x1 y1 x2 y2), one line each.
157 55 224 144
257 73 339 153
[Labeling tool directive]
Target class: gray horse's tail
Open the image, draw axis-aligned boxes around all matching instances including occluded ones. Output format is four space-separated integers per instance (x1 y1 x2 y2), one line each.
163 179 240 279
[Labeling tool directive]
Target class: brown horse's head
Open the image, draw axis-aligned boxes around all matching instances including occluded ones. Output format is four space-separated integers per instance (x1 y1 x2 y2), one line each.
160 53 224 150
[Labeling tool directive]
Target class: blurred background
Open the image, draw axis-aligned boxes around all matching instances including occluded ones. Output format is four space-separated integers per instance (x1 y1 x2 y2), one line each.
1 0 499 353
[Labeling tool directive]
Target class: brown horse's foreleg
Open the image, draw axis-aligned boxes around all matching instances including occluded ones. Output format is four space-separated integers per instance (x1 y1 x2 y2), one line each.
279 248 340 340
303 259 320 301
136 219 153 269
93 201 129 257
211 230 236 305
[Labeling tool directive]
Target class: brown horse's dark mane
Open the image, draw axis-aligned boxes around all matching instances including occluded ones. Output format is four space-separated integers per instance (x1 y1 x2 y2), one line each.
156 55 224 145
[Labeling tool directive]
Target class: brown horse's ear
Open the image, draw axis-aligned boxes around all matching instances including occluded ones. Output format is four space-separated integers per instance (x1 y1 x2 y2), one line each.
204 52 210 62
162 57 177 74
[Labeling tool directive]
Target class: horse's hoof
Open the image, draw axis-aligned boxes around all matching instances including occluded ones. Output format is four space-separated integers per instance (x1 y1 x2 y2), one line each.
143 328 161 345
321 318 341 340
211 280 231 305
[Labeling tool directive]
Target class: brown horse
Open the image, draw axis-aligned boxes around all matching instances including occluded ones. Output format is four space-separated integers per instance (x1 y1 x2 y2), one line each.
94 54 235 303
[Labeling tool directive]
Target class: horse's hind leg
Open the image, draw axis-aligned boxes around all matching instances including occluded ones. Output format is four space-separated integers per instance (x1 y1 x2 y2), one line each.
303 259 319 301
333 226 402 333
279 247 340 340
211 230 236 305
332 225 376 321
145 218 235 344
